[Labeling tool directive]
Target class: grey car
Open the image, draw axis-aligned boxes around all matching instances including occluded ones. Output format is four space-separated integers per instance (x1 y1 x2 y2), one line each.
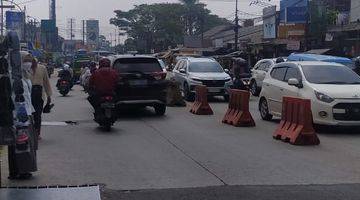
172 57 233 101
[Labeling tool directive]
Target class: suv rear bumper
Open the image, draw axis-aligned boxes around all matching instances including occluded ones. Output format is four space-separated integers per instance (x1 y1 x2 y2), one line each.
117 99 165 106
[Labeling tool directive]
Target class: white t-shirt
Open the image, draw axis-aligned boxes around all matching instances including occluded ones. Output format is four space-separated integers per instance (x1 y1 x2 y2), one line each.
22 78 35 115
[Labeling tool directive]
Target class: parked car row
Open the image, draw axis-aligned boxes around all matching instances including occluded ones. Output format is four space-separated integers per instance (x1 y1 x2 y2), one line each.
104 52 360 127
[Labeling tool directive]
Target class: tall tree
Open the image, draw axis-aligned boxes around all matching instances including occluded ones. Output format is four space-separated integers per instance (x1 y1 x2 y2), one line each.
110 3 230 53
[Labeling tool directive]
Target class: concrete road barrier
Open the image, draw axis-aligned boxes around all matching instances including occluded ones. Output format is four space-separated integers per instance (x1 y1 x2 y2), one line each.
273 97 320 145
190 86 213 115
222 89 255 127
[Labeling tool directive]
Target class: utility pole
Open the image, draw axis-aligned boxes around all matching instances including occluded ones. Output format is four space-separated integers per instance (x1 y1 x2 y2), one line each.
70 18 73 41
1 0 3 37
114 28 117 47
234 0 239 52
82 20 85 45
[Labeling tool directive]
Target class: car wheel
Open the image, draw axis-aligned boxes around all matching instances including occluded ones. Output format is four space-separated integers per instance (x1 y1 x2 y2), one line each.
184 83 195 101
250 81 260 96
259 98 273 121
154 104 166 116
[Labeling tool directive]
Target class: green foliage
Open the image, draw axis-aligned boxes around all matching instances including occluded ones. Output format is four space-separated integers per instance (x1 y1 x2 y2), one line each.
110 2 230 53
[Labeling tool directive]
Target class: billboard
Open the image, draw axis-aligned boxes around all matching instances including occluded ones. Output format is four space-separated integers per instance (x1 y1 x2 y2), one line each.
41 20 56 32
86 20 99 46
280 0 308 23
6 11 25 40
41 20 58 51
263 6 276 39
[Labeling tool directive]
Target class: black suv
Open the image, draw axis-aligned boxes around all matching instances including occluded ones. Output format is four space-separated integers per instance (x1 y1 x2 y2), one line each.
111 55 168 115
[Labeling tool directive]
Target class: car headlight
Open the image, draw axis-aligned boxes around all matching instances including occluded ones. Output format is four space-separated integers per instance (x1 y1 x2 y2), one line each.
315 91 334 103
190 77 202 82
224 78 231 82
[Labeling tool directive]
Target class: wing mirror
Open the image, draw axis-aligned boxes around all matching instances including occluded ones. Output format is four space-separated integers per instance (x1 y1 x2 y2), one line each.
288 78 303 88
179 68 186 74
224 69 230 74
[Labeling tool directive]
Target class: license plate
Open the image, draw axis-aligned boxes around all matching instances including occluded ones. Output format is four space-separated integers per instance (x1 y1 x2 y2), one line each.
129 80 148 86
208 88 221 93
101 103 115 109
105 109 112 118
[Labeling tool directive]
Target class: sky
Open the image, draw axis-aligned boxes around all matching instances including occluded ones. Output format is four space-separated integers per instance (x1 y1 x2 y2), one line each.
13 0 280 44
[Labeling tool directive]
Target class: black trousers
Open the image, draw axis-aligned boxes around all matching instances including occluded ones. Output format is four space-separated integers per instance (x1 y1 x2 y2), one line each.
8 145 18 176
31 85 44 135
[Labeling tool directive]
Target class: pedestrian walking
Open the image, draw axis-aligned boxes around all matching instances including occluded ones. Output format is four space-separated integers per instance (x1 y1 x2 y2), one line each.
27 56 52 140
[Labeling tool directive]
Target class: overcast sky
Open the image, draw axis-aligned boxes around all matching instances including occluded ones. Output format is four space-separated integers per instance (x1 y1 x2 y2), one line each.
18 0 279 43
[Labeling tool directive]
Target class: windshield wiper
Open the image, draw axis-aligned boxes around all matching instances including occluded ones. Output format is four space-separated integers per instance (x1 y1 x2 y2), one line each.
319 81 360 84
320 81 348 84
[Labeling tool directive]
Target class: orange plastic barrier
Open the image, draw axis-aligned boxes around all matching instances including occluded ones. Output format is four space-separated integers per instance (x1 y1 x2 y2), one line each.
222 89 255 127
189 85 213 115
273 97 320 145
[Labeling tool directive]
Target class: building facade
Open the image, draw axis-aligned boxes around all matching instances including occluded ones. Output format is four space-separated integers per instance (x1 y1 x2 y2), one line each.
351 0 360 22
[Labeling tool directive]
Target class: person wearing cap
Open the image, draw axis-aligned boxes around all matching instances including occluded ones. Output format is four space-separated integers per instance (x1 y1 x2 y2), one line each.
88 58 118 112
28 57 52 140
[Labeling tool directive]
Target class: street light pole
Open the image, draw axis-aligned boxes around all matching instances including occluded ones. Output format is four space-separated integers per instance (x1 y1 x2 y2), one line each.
1 0 3 37
234 0 239 51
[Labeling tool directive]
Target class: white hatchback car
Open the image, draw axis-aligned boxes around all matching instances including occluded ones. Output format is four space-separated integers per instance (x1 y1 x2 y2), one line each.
259 61 360 126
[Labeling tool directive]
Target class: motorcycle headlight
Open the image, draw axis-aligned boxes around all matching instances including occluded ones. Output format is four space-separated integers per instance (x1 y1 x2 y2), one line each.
315 91 334 103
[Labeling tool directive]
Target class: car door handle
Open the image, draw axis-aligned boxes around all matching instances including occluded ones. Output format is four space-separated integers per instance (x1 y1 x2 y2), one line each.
280 88 284 91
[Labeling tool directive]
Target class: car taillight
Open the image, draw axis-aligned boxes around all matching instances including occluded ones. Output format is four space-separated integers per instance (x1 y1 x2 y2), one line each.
102 96 113 101
151 72 166 80
61 80 67 84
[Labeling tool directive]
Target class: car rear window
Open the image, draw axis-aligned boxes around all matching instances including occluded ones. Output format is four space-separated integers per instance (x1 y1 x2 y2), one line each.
114 58 162 73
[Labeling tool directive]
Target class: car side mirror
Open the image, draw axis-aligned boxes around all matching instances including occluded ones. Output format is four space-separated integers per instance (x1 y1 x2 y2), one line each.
288 78 303 88
179 68 186 74
224 69 230 74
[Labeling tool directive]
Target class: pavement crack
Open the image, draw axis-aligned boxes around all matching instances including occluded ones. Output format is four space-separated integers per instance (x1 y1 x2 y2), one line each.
141 119 228 186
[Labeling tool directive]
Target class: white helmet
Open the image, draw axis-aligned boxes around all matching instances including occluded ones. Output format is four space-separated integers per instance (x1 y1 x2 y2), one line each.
63 64 70 70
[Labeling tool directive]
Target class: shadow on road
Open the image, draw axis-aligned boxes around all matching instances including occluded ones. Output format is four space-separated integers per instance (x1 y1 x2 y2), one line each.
315 125 360 135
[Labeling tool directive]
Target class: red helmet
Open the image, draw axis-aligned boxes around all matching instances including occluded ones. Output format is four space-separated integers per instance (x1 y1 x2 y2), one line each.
99 58 111 68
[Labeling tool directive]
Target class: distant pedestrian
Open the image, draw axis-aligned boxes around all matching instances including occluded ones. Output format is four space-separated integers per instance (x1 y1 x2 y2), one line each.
28 56 52 140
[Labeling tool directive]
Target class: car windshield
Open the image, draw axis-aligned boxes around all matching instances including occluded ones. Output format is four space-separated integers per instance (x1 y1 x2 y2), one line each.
302 64 360 84
114 58 162 73
189 61 223 73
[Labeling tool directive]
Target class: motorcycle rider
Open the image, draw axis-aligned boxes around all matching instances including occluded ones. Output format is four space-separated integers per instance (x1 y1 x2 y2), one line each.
88 58 118 114
232 58 249 90
57 63 73 88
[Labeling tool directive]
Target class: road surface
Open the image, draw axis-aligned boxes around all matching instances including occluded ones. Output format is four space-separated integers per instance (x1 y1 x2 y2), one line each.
1 76 360 199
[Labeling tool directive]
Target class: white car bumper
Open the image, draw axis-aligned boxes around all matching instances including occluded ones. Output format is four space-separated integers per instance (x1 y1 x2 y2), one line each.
312 99 360 126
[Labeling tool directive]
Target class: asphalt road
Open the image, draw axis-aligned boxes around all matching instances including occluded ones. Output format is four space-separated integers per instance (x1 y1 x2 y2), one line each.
2 76 360 199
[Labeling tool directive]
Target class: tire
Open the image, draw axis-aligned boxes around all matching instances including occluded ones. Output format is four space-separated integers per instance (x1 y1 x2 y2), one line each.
250 81 260 96
259 98 273 121
184 83 195 101
223 95 229 102
60 91 68 96
154 104 166 116
103 123 111 132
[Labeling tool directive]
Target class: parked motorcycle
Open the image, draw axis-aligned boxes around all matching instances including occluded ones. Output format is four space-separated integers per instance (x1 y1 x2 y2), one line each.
57 79 71 96
94 96 117 131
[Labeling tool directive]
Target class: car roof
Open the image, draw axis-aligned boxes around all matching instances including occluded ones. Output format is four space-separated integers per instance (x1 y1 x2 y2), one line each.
182 57 217 62
111 54 157 59
276 61 345 67
287 53 352 64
